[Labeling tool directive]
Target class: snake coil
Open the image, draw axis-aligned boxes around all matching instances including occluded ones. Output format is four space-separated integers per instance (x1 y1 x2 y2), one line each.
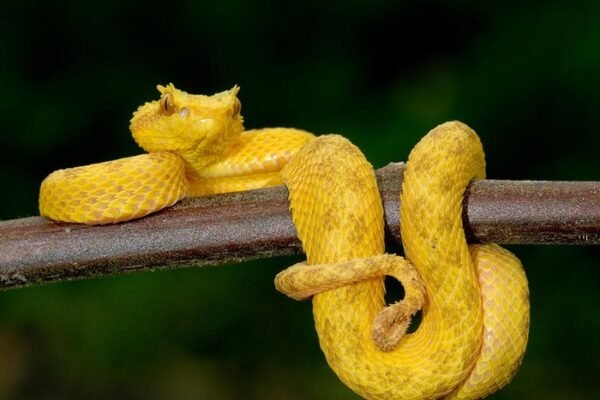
276 122 529 400
38 85 528 400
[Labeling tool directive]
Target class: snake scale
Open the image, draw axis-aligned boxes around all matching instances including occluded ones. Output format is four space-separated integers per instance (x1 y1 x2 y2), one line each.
39 85 529 399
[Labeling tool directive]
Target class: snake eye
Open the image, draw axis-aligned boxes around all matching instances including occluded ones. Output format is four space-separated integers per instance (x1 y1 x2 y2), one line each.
232 98 241 116
159 93 176 115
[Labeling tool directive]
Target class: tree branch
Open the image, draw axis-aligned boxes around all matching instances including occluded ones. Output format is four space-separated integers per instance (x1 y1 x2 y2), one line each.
0 163 598 290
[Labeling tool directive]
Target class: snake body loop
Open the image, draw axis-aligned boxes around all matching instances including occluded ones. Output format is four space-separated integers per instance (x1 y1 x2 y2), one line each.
277 123 529 400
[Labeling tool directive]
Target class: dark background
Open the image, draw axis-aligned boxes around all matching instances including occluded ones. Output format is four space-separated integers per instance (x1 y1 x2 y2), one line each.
0 1 599 399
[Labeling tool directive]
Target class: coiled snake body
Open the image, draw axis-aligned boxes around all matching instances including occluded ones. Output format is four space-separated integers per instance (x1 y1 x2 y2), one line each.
39 85 529 399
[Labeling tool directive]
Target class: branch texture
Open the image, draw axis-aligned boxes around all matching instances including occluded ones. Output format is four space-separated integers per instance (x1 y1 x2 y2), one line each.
0 163 598 290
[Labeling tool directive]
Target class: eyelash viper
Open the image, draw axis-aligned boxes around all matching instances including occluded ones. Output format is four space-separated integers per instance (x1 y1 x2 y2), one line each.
39 85 529 399
39 84 314 223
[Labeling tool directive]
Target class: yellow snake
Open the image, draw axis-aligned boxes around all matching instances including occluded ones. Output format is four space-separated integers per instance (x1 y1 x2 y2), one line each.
40 84 314 223
39 85 529 399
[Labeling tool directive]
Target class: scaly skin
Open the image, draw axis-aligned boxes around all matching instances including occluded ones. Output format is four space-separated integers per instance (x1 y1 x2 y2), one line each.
277 123 529 399
39 84 314 224
39 85 529 399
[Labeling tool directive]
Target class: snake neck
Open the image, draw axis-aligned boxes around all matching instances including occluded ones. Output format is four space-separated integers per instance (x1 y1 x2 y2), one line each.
176 128 242 181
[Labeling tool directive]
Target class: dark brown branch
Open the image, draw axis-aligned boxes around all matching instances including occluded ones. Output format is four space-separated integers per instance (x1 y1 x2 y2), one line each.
0 163 598 290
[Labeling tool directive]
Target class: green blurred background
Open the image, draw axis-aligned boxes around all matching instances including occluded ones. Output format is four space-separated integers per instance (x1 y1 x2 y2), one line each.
0 1 599 399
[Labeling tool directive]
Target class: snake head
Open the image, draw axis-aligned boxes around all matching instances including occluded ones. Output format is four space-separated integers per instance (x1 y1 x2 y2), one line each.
130 84 244 170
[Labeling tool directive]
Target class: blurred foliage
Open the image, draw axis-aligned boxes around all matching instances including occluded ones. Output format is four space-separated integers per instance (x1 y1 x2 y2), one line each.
0 0 599 399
